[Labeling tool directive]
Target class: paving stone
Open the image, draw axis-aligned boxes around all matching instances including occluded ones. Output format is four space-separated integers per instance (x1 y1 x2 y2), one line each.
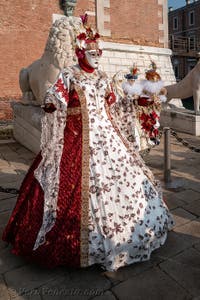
1 180 21 190
172 208 197 228
0 226 8 250
0 239 8 251
152 230 195 260
170 247 200 270
0 274 10 300
164 194 185 210
92 290 116 300
106 262 153 284
174 219 200 244
9 161 30 173
0 167 17 175
175 189 200 204
111 267 191 300
0 172 24 183
7 143 24 152
41 266 111 300
4 264 63 294
183 200 200 217
1 151 24 162
0 211 12 227
0 197 17 212
194 243 200 253
13 146 33 156
12 295 42 300
160 258 200 297
146 158 163 169
173 166 200 178
162 174 187 192
184 182 200 193
8 287 42 300
0 192 16 201
0 159 10 168
0 247 26 274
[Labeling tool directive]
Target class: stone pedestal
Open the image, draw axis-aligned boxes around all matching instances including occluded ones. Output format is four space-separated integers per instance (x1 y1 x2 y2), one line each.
11 102 42 154
161 108 200 136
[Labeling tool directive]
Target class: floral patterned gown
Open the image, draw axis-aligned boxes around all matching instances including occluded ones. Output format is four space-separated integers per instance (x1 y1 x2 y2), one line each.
2 65 174 271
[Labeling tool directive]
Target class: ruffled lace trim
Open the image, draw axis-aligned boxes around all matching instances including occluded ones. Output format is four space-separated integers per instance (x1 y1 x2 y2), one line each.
33 71 71 250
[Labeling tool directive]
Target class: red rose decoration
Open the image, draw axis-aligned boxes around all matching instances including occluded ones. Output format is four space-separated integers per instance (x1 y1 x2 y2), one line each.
94 32 100 39
77 33 86 40
138 97 153 107
106 92 116 106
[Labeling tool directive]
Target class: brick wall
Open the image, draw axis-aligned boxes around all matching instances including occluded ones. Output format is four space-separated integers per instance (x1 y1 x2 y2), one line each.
108 0 163 46
0 0 62 120
0 0 169 120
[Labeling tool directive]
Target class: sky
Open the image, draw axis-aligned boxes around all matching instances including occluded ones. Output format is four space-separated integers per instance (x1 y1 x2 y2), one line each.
168 0 186 9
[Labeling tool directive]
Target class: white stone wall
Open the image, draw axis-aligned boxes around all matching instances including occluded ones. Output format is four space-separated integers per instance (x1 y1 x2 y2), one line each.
100 41 176 86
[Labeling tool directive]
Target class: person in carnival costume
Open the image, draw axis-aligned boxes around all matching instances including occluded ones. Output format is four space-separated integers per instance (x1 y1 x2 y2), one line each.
122 65 143 97
2 16 174 272
136 61 167 148
121 65 144 150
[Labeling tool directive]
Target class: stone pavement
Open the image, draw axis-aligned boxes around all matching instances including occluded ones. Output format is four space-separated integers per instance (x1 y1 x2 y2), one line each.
0 133 200 300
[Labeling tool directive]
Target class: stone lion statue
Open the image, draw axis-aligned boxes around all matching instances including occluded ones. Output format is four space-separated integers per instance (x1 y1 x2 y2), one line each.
165 60 200 114
19 16 81 105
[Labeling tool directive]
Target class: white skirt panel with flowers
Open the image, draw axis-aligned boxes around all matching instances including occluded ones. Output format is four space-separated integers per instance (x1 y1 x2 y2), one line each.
77 74 174 272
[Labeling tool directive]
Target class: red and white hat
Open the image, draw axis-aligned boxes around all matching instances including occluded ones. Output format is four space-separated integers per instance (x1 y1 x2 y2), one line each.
75 14 102 58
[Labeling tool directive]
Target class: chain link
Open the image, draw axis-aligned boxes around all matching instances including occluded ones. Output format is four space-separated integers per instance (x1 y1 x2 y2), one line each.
170 129 200 153
140 130 163 157
0 186 19 194
141 128 200 156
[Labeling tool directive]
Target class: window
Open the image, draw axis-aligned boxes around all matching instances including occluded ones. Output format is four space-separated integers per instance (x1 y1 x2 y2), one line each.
173 59 180 79
174 65 179 79
173 17 178 30
189 36 195 50
189 11 195 26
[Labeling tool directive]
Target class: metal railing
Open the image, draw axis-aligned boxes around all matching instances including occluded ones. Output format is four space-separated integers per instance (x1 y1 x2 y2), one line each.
170 35 200 54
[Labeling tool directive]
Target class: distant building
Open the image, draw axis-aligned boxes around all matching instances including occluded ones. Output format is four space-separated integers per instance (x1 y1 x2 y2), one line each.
168 0 200 81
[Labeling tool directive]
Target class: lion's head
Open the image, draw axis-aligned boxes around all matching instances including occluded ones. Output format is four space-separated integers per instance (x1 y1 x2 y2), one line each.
44 16 82 69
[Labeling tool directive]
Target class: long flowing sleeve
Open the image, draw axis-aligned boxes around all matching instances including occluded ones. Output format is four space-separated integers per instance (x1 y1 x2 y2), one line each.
33 69 71 250
108 91 140 151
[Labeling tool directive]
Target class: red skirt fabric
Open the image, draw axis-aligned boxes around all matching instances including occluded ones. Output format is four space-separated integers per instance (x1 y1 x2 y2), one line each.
2 113 82 268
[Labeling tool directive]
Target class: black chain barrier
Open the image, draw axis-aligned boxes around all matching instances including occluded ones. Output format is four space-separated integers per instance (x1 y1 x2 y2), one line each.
170 129 200 153
0 186 19 195
141 128 200 156
140 130 163 157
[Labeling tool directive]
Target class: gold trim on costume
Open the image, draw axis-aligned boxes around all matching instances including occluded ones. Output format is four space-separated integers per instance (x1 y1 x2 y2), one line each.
75 85 90 267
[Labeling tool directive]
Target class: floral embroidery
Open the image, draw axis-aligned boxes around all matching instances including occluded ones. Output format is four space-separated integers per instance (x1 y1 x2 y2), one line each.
32 65 174 271
139 111 160 139
55 78 69 103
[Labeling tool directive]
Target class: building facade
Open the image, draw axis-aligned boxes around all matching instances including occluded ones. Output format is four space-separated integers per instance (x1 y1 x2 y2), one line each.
0 0 175 121
168 0 200 81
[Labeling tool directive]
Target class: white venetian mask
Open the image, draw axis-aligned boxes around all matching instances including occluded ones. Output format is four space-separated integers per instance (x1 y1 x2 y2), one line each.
85 49 102 69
